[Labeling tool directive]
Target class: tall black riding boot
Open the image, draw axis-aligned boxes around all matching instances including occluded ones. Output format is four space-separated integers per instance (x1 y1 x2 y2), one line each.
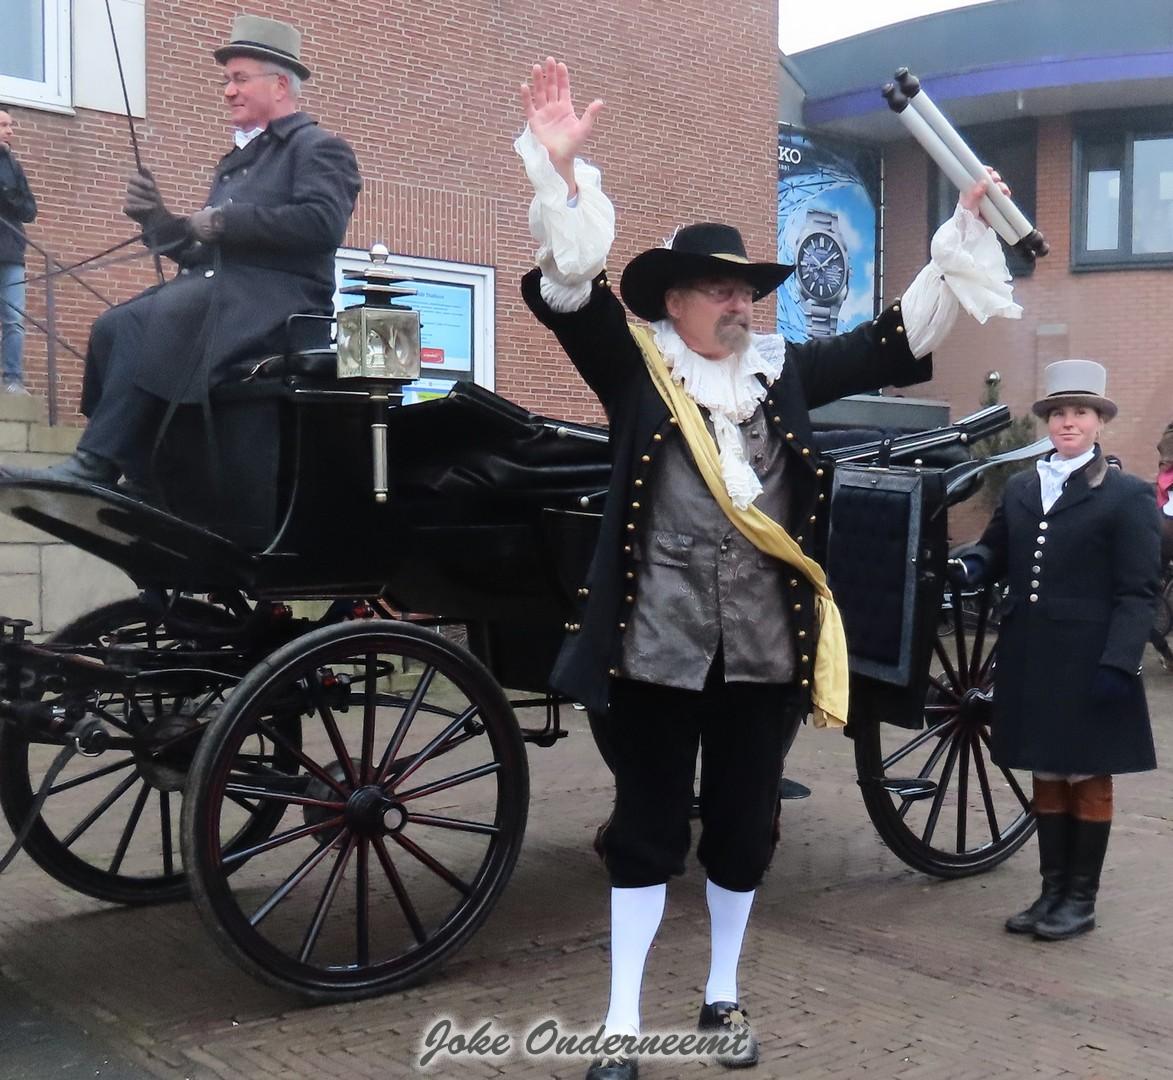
1034 819 1111 941
1005 812 1069 934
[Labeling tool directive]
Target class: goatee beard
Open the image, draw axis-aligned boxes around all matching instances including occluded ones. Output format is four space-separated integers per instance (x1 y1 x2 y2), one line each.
715 321 751 356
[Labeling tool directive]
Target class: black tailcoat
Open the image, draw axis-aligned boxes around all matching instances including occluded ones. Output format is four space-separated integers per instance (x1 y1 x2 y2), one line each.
973 451 1160 774
82 111 360 412
522 268 932 715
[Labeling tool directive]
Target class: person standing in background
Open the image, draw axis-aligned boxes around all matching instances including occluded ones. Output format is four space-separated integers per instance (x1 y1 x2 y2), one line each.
0 108 37 395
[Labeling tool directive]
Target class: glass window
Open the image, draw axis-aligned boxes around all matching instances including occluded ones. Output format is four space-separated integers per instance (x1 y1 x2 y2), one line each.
0 0 70 110
1074 110 1173 268
928 119 1037 278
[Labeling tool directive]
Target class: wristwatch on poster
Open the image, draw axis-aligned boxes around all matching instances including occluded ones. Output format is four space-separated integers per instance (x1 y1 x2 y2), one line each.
795 208 849 338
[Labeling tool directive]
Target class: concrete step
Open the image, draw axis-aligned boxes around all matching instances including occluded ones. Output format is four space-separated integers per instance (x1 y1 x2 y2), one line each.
0 392 47 424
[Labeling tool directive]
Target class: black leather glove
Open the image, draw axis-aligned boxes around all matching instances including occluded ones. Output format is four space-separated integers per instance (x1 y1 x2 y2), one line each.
187 206 225 243
1091 665 1134 703
122 168 169 226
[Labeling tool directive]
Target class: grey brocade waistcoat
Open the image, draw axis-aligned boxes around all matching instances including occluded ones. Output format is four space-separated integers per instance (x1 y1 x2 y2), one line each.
618 402 796 690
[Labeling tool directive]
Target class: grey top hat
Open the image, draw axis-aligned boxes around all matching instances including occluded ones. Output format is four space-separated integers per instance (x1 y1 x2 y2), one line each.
1031 359 1117 421
214 14 311 81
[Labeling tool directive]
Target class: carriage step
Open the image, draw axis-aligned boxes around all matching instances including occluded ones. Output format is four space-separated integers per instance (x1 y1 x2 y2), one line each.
876 777 938 800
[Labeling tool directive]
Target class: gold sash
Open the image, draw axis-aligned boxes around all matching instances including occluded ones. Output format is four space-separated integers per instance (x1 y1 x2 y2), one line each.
629 323 849 728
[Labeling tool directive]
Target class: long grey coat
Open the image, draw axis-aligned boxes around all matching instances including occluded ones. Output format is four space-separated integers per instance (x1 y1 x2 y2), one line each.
82 111 360 410
973 450 1160 774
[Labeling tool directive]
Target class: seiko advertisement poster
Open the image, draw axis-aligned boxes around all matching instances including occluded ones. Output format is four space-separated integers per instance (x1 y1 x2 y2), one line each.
777 126 881 341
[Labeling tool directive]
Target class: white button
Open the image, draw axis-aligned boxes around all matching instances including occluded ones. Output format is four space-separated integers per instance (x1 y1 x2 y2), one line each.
1031 579 1040 588
1032 564 1041 573
204 269 215 278
1034 550 1043 559
1039 522 1048 530
1029 593 1039 602
1036 536 1046 544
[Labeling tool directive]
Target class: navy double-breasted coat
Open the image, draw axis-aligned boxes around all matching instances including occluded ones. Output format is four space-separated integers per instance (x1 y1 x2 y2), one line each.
973 451 1160 775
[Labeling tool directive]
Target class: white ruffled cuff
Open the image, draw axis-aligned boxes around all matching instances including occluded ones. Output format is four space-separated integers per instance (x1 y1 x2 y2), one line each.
900 204 1023 358
514 125 616 312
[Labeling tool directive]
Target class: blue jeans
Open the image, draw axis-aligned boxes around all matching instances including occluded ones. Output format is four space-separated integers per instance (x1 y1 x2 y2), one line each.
0 261 25 383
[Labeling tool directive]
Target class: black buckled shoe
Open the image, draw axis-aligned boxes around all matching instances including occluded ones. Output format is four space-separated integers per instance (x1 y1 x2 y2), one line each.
698 1001 759 1069
585 1053 638 1079
0 449 120 489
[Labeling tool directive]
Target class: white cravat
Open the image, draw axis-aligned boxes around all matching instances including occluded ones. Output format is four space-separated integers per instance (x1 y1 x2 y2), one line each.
233 126 264 149
1036 447 1096 513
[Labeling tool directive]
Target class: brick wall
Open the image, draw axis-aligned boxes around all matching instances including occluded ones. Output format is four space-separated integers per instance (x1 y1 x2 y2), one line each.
8 0 779 426
884 114 1173 539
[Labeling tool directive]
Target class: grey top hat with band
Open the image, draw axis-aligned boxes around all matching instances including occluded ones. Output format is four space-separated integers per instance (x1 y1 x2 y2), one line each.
1031 359 1117 421
214 15 311 81
620 223 794 322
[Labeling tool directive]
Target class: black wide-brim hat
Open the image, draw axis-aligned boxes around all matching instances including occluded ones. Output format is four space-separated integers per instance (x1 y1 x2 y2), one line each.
214 14 311 81
620 222 794 322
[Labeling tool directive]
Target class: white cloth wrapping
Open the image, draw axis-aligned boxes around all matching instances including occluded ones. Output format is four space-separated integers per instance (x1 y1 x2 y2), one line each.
650 321 784 509
514 126 615 312
900 203 1023 357
1036 446 1096 514
233 125 264 149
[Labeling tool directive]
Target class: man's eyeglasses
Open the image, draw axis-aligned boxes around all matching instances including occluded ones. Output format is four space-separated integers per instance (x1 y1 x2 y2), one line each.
220 72 281 88
689 281 756 304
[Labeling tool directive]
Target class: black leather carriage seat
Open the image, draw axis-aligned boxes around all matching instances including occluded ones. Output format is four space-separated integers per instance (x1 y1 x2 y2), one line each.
236 348 339 381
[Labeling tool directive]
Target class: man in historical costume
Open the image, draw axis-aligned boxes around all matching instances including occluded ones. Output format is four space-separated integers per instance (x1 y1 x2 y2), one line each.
516 58 1021 1079
2 15 361 494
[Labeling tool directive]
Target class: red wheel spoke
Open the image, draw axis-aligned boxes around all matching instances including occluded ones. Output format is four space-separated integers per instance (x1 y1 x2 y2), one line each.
356 838 370 967
308 680 359 788
297 834 358 963
408 812 500 836
956 734 971 853
383 705 481 793
932 637 960 691
970 732 1002 842
391 831 473 895
46 756 137 795
373 664 438 785
395 762 500 803
372 836 427 944
224 781 345 810
222 815 345 868
249 832 342 927
255 720 350 799
920 731 962 847
881 716 957 772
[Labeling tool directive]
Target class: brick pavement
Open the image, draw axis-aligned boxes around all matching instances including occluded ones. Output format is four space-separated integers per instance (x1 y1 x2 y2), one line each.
1 657 1171 1080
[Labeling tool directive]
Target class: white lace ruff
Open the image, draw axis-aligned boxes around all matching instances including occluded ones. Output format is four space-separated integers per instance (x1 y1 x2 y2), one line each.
651 320 786 509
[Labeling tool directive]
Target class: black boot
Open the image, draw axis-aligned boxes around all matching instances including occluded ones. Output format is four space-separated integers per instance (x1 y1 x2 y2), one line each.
1005 813 1069 934
1034 819 1111 941
698 1001 759 1068
585 1054 638 1079
0 449 120 488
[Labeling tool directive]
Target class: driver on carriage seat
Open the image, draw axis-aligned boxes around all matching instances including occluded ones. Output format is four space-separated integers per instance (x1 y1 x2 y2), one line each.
515 59 1023 1080
0 15 361 497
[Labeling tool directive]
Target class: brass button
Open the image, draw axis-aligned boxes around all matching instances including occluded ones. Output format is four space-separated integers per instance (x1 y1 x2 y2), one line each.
815 468 824 477
893 303 900 312
817 493 826 502
773 415 781 423
564 622 572 631
793 603 802 612
766 398 774 406
809 514 817 523
618 622 626 630
802 447 811 456
634 479 643 488
880 337 887 345
625 594 634 603
796 534 804 543
789 578 799 588
896 325 905 334
608 668 617 676
798 630 807 638
801 679 810 688
641 455 651 463
801 654 810 663
624 545 632 554
631 501 640 510
786 432 795 440
626 571 635 580
627 523 636 532
653 433 663 442
668 416 678 425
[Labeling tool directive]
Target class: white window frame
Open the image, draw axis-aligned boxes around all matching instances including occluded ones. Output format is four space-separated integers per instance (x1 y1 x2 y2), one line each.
0 0 72 112
334 248 496 392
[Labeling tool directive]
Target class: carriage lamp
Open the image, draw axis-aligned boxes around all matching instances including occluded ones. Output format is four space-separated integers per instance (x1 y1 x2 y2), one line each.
336 247 424 502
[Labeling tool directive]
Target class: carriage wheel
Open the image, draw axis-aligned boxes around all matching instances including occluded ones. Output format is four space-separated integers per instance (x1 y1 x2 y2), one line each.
181 621 528 1001
854 580 1035 878
0 597 294 905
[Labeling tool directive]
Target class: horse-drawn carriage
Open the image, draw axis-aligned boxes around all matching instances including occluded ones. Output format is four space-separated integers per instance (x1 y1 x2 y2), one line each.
0 271 1036 1002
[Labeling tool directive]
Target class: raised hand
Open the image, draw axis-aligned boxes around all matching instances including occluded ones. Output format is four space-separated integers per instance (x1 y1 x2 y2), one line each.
519 57 603 193
960 164 1011 220
123 168 168 225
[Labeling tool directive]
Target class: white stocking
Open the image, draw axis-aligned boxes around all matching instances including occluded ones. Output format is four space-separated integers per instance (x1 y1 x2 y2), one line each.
601 883 666 1038
705 878 755 1005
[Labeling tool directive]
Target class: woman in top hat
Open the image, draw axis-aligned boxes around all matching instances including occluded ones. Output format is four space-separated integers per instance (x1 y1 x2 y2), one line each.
957 359 1160 940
